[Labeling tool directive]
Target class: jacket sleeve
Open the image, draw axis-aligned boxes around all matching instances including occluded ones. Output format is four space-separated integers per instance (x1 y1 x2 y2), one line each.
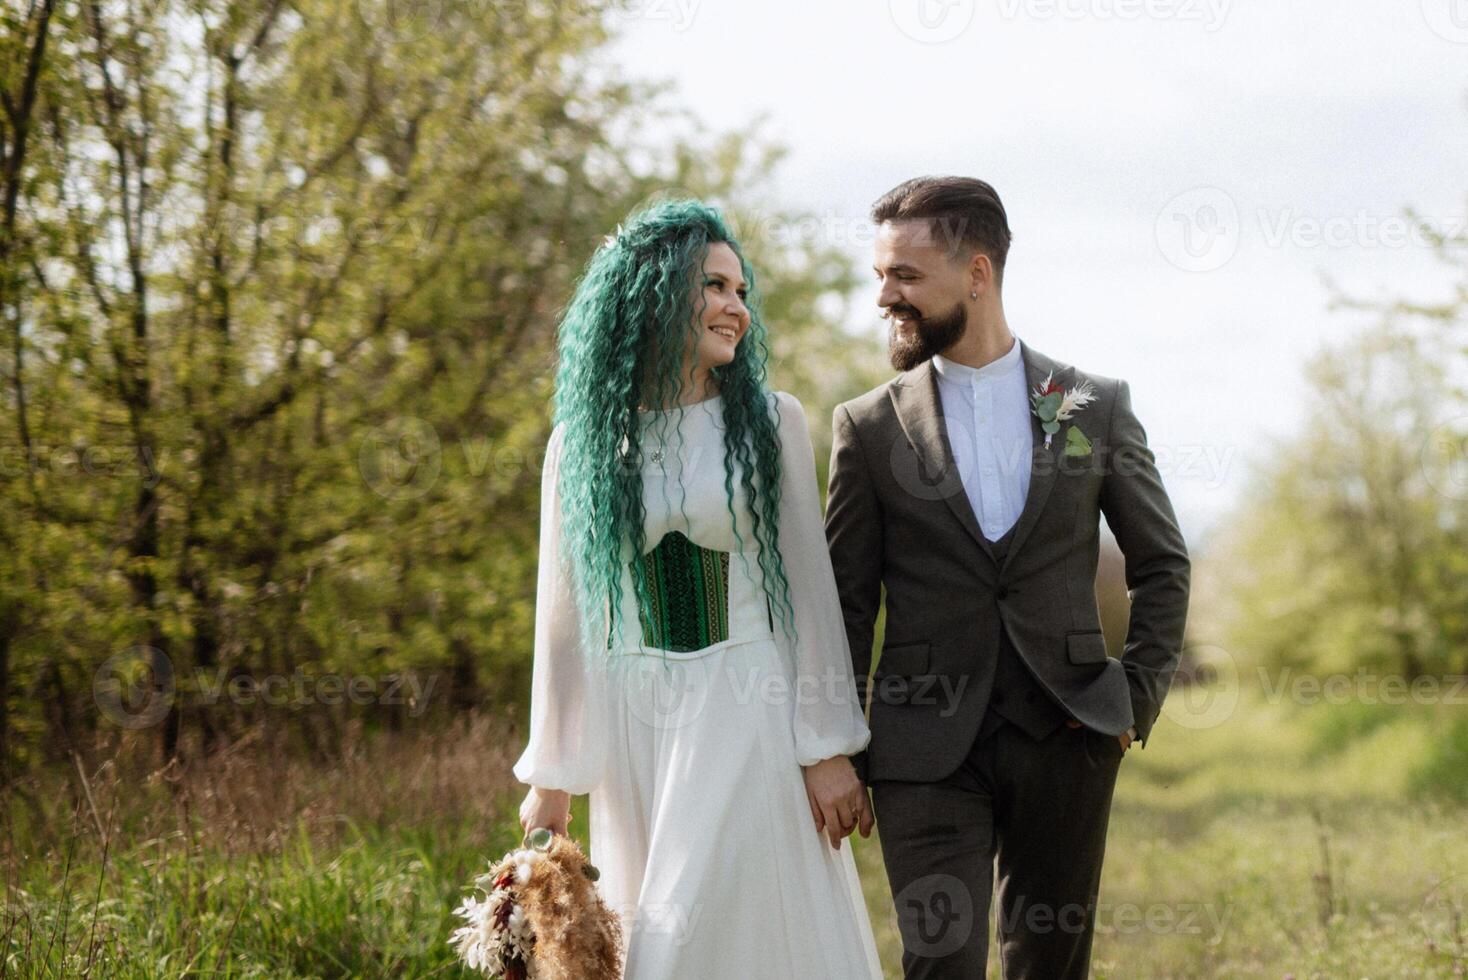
772 392 872 766
511 422 610 794
827 401 880 715
1097 379 1191 747
822 401 885 781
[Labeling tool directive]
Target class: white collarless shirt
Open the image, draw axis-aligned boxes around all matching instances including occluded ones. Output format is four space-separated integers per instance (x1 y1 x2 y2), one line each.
932 336 1031 543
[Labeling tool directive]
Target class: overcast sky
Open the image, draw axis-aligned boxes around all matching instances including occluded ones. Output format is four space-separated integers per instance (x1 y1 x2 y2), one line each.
607 0 1468 549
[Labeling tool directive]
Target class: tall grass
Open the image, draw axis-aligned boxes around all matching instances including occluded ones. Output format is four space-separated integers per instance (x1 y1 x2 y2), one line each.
5 693 1467 977
2 714 524 976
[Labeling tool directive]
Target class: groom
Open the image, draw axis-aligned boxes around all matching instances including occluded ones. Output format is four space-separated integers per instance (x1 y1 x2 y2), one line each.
825 176 1190 978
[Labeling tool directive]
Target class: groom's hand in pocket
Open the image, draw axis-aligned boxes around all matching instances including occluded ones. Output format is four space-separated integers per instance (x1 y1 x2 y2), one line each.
1065 716 1132 752
802 756 872 850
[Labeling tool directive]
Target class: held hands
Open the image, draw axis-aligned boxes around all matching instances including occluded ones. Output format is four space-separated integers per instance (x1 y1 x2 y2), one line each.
519 786 572 838
802 756 874 851
1064 717 1132 751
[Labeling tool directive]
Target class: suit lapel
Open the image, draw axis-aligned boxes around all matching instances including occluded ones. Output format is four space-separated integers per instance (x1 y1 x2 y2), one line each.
1000 339 1070 573
889 359 997 564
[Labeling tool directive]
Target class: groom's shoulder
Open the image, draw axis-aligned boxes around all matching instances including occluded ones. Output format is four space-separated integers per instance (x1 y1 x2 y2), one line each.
1030 343 1127 405
1073 366 1132 414
833 375 905 429
1053 363 1132 427
1071 363 1126 396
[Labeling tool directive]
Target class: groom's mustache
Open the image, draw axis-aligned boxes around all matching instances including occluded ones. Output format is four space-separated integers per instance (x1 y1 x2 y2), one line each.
882 304 922 322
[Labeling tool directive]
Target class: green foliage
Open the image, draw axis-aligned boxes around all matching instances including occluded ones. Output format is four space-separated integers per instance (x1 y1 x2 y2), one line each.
1216 321 1468 685
0 0 884 773
1304 698 1411 759
1409 712 1468 803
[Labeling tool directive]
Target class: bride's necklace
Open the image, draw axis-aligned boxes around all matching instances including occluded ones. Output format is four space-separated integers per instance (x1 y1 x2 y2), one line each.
638 387 720 466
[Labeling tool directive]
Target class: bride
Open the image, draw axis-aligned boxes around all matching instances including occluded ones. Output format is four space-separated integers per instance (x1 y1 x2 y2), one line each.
513 199 884 979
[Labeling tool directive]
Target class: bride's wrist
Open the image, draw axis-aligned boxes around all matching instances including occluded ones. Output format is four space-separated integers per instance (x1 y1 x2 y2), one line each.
804 755 853 771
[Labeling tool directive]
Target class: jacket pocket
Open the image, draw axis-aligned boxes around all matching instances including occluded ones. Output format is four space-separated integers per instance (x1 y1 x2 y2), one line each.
875 641 931 678
1065 631 1109 664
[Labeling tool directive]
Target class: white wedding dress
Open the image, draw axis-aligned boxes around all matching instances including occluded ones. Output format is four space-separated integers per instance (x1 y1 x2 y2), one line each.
513 390 883 980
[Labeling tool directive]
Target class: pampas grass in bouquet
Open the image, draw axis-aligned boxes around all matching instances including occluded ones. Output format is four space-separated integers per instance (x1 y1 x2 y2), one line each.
450 827 624 980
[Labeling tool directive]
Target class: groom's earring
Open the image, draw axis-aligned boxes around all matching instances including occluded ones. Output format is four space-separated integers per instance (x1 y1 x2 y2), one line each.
970 291 978 299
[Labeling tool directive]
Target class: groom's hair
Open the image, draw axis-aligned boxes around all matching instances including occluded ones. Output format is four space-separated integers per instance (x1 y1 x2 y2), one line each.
871 176 1012 288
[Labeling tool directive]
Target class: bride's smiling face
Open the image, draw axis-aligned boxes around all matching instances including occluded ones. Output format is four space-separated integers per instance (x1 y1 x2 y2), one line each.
688 242 750 369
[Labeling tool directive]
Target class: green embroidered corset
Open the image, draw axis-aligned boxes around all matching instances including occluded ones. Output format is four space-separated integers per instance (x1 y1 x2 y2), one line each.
632 530 730 652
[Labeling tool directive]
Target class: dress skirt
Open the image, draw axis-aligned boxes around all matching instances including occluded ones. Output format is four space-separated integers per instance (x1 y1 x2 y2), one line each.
589 630 884 980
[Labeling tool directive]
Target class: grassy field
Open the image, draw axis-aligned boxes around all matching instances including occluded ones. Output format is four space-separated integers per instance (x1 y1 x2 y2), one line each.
4 692 1466 977
853 691 1468 977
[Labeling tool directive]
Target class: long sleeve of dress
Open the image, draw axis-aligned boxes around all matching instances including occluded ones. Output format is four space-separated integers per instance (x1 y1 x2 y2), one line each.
772 392 873 766
511 422 609 795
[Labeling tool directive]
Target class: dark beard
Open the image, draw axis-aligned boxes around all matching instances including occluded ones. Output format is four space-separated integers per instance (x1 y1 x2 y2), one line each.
887 299 968 371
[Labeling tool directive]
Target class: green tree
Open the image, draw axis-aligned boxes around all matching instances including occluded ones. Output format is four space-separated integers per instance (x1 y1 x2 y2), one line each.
0 0 883 776
1217 211 1467 682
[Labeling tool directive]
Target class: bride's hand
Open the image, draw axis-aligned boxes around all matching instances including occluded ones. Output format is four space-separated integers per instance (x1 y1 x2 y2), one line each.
802 756 873 850
519 786 572 838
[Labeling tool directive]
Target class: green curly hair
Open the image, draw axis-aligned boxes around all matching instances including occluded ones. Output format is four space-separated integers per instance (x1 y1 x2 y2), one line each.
551 199 798 664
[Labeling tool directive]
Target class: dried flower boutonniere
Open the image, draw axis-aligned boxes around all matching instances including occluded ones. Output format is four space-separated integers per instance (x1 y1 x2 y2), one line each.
1030 372 1097 456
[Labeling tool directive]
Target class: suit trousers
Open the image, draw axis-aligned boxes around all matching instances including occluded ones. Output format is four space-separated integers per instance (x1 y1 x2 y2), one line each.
870 715 1125 979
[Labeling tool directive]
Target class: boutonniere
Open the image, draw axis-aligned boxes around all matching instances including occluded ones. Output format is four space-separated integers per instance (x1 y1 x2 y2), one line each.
1030 372 1097 456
